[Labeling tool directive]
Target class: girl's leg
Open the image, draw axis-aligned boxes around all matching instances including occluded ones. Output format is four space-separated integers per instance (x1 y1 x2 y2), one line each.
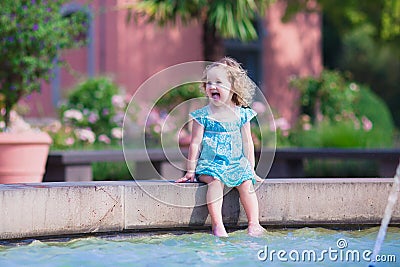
236 180 266 236
198 175 228 237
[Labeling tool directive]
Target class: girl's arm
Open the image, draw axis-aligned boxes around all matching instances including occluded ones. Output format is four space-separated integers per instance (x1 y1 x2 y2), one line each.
241 121 263 182
175 119 204 183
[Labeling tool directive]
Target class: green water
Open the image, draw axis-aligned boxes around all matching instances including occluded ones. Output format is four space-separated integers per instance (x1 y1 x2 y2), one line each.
0 227 399 266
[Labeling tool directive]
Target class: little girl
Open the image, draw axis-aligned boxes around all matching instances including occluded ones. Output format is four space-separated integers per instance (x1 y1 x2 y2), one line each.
175 57 266 237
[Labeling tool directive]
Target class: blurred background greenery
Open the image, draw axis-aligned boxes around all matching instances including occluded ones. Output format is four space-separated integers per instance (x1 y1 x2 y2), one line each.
299 0 400 129
35 1 400 179
283 0 399 177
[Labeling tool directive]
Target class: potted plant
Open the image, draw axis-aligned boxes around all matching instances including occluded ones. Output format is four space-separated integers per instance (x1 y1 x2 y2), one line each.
0 1 88 183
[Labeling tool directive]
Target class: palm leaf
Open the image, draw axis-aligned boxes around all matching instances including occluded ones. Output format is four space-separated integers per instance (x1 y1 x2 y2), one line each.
121 0 276 42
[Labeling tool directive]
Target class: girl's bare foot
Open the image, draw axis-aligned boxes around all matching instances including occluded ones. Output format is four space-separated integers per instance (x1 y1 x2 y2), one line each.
248 223 267 237
212 224 228 237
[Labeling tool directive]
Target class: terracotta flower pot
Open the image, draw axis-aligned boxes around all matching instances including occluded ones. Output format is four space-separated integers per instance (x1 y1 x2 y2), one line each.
0 132 52 184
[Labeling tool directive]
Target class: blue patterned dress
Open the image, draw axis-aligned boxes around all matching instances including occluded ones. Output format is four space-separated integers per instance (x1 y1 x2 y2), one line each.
190 105 257 187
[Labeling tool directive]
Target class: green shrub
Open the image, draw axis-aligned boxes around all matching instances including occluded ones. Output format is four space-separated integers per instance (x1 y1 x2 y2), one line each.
57 76 128 148
290 70 394 148
353 85 394 147
0 0 88 129
289 120 361 148
290 70 357 123
338 24 400 127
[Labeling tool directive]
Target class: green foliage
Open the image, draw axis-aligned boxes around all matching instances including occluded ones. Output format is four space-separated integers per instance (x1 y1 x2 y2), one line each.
92 161 131 181
155 83 204 111
284 0 400 128
290 70 357 123
124 0 275 42
284 0 399 40
0 0 88 128
290 119 381 148
56 76 128 148
381 0 400 40
289 71 394 148
354 85 395 147
207 0 270 41
338 25 400 127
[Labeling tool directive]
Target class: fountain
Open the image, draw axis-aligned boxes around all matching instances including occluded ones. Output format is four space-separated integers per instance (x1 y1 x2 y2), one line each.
369 161 400 267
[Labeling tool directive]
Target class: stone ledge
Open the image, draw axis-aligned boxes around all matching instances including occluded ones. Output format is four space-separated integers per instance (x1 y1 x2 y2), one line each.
0 178 399 240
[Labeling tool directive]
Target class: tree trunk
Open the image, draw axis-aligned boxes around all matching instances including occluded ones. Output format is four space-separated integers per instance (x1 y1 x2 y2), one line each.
203 22 225 61
4 99 12 130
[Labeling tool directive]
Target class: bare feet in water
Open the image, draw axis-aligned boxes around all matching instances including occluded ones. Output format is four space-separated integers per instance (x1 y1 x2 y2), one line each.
212 224 228 237
248 223 267 237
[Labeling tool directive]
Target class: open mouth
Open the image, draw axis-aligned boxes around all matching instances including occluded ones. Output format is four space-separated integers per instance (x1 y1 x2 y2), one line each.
211 92 220 100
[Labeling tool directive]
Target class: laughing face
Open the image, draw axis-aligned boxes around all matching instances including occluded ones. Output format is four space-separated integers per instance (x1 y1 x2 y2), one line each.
205 66 233 107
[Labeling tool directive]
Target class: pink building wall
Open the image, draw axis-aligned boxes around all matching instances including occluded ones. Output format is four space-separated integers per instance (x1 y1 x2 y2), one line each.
25 0 322 127
263 1 322 124
26 0 203 117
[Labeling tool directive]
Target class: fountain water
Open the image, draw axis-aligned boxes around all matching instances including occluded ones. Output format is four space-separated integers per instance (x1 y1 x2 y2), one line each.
369 161 400 267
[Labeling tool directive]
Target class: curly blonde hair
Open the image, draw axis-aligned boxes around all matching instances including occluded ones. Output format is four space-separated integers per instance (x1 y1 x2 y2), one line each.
201 57 256 107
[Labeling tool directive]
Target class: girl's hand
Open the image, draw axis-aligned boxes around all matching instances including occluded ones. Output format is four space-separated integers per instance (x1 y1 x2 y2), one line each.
254 172 264 182
175 172 195 183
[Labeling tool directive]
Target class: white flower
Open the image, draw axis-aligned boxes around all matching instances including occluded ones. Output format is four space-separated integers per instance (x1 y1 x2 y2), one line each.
153 125 161 133
362 116 373 132
111 127 123 139
75 128 96 144
8 110 32 133
112 112 125 126
112 95 126 109
301 114 311 123
272 118 291 131
302 123 312 131
146 109 161 126
65 137 75 146
64 109 83 121
252 101 266 114
349 83 359 91
98 134 111 144
47 120 62 133
88 112 99 124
